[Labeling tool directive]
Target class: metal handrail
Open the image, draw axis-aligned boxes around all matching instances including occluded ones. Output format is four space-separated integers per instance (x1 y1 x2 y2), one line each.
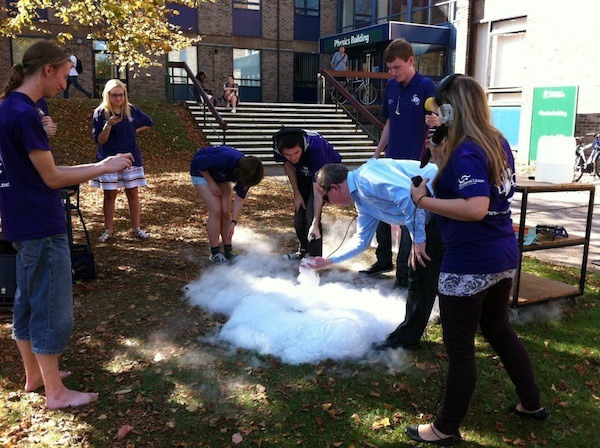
167 61 227 144
320 69 389 142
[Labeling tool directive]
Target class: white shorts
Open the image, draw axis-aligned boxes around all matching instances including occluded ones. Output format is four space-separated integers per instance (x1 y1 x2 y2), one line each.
89 166 147 190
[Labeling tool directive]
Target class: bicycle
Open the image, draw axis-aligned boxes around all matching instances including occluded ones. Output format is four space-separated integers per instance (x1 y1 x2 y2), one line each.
329 77 377 106
573 132 600 181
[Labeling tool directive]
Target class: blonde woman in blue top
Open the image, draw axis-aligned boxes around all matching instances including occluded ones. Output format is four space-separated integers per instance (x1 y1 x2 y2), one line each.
91 79 153 242
408 75 548 446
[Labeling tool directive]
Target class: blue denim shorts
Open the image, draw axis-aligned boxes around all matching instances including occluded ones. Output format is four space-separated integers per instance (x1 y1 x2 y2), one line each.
191 176 208 186
12 234 74 355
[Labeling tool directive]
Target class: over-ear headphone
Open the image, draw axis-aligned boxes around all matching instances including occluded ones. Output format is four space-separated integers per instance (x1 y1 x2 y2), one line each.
435 73 462 125
272 127 308 156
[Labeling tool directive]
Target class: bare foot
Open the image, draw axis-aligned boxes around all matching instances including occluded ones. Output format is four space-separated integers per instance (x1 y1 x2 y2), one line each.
25 371 72 392
46 387 99 409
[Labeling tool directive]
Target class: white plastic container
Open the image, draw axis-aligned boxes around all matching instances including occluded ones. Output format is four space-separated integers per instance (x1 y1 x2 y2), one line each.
535 135 575 183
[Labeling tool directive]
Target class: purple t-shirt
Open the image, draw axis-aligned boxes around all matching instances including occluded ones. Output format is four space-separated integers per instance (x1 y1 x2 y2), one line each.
381 71 435 160
273 131 342 181
92 104 153 167
434 139 518 274
190 145 249 199
0 92 66 241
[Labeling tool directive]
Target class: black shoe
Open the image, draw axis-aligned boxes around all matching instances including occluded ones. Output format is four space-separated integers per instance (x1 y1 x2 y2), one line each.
405 425 461 446
372 338 421 351
509 404 550 421
393 278 409 289
359 262 393 276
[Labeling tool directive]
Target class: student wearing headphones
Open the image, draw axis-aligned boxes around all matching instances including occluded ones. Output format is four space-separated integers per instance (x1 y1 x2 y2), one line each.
406 75 548 445
273 128 341 260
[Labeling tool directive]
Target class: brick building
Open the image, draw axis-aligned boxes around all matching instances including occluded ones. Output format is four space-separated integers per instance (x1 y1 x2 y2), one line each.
2 1 599 161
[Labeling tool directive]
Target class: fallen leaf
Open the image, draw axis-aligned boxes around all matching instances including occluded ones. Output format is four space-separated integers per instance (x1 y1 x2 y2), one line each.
114 388 133 395
371 417 390 430
116 425 133 440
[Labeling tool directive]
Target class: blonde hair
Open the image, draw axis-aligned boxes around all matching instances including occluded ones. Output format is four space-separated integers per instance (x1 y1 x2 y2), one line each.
100 79 132 120
436 76 508 186
1 40 70 99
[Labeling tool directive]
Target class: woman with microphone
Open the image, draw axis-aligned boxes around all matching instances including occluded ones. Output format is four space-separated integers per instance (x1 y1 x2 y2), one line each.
407 75 548 445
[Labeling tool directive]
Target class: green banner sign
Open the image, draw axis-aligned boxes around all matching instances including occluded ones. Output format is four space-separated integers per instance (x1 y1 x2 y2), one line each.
529 86 578 160
320 25 385 53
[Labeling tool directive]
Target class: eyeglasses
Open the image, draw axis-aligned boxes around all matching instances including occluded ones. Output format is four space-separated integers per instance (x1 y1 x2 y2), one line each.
109 93 125 98
320 185 332 203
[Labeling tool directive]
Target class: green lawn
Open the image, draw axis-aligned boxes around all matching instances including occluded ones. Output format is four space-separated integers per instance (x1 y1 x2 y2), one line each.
0 99 598 448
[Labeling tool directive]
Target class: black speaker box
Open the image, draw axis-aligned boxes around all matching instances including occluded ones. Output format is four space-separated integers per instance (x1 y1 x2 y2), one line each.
0 240 17 308
71 244 96 282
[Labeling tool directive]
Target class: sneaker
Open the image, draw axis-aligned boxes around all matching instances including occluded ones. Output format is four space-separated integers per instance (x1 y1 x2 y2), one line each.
132 228 149 239
283 251 306 260
224 250 239 262
98 229 111 242
231 108 236 113
359 262 394 276
209 252 229 265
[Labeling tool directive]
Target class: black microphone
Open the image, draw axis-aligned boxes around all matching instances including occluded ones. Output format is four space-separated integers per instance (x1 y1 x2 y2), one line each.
420 125 447 168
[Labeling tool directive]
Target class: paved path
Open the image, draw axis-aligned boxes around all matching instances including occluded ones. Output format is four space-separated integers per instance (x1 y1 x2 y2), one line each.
511 173 599 273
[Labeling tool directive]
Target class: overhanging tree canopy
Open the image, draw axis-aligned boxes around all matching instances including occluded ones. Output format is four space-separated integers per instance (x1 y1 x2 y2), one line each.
0 0 201 69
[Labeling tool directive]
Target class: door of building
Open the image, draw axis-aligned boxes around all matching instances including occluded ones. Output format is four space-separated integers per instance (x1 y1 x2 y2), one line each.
294 53 319 103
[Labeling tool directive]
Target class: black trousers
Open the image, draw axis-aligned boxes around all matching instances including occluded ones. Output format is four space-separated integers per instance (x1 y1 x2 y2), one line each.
375 221 411 282
434 278 541 434
386 219 444 345
294 175 322 256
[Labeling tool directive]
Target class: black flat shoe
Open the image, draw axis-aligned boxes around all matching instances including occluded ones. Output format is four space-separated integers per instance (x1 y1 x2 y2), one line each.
405 425 461 446
372 339 421 351
359 262 394 276
509 404 550 421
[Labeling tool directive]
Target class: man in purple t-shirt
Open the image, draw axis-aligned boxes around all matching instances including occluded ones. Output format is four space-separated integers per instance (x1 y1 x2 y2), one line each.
273 128 341 260
364 38 438 289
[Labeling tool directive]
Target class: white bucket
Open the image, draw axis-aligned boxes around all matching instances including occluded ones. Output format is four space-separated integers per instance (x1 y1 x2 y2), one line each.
535 135 575 183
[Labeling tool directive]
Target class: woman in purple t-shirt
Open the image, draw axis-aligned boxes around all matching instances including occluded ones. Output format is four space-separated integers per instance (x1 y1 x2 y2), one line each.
407 75 548 445
90 79 153 242
0 41 133 410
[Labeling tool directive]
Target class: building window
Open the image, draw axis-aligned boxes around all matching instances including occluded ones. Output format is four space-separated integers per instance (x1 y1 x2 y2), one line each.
168 46 198 79
11 37 44 66
340 0 456 31
295 0 319 16
233 48 261 87
233 0 261 10
355 0 373 28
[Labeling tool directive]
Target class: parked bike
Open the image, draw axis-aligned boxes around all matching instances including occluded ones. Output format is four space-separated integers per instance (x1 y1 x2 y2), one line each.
329 77 377 106
573 133 600 182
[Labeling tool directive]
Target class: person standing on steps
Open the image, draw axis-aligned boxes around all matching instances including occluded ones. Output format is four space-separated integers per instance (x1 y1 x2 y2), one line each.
63 48 91 98
330 45 348 71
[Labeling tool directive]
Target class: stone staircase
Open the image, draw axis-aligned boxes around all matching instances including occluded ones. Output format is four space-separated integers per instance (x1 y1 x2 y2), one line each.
185 101 379 165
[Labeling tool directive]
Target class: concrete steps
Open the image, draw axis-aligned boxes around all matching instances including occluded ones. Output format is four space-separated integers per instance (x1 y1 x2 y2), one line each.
186 101 378 165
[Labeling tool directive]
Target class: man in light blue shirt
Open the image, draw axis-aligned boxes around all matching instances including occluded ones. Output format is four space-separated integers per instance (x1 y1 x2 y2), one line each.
302 159 444 350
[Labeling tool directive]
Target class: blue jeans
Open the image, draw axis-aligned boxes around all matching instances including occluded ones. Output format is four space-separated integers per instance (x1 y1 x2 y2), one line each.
12 235 74 355
63 76 91 98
